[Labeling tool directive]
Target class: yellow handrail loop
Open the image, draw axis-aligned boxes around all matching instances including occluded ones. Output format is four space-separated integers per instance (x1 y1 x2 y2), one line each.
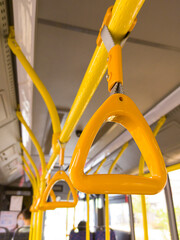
38 171 78 210
69 94 167 195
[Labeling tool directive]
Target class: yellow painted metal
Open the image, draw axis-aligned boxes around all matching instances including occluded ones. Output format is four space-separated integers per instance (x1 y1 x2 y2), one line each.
39 171 78 210
139 116 166 240
8 28 61 136
105 143 129 240
20 143 40 188
167 163 180 173
22 158 38 190
86 194 90 240
94 158 106 174
46 152 57 172
17 111 46 177
69 94 167 195
66 190 77 239
22 165 37 240
105 194 110 240
108 142 129 174
59 0 145 144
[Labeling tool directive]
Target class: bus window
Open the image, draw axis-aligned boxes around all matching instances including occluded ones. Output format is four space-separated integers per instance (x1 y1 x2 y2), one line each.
132 190 171 240
43 208 67 240
168 169 180 238
109 198 130 233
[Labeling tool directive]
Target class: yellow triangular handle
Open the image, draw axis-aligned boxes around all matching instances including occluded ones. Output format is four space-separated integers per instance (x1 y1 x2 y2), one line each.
38 171 78 210
69 94 167 195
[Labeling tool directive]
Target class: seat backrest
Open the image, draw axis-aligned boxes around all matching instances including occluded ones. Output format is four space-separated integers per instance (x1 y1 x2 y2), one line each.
13 226 30 240
114 230 131 240
0 227 9 240
69 230 93 240
95 229 116 240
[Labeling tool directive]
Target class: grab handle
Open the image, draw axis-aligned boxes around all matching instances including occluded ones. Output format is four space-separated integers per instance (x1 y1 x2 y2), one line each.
69 94 167 195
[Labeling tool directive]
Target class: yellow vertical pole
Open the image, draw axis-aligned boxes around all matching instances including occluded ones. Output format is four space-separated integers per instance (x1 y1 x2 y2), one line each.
139 116 166 240
86 194 90 240
139 155 148 240
105 194 110 240
105 143 129 240
66 190 71 239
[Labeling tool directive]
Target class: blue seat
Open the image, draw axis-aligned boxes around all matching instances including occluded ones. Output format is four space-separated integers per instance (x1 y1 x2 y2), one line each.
13 226 30 240
69 230 93 240
95 229 116 240
0 227 9 240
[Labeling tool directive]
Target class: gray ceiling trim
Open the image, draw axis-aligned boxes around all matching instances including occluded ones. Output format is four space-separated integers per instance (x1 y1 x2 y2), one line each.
38 18 180 53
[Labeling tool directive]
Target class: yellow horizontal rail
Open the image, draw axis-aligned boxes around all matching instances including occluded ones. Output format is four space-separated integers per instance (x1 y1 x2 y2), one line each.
17 111 46 176
8 27 61 136
20 142 40 187
59 0 145 144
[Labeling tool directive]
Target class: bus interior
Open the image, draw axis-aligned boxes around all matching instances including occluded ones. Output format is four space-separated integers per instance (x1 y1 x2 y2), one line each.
0 0 180 240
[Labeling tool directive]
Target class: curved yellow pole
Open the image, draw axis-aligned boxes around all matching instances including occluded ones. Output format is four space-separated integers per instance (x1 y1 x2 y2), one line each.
17 111 46 177
139 116 166 240
21 156 38 190
8 28 61 136
59 0 145 144
20 143 40 188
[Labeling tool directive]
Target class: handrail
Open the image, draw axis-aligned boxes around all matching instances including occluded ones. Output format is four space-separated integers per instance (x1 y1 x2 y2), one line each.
21 156 38 190
38 171 78 210
66 190 77 239
22 165 37 240
22 165 37 195
8 27 61 136
105 143 129 240
108 143 129 174
139 116 166 240
17 111 46 177
69 94 167 195
59 0 145 144
94 158 106 174
20 143 40 188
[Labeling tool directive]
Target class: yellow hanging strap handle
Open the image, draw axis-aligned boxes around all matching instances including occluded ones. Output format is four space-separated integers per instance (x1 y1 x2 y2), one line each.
8 27 61 136
16 111 46 178
139 116 166 240
38 171 78 210
69 94 167 195
105 143 129 240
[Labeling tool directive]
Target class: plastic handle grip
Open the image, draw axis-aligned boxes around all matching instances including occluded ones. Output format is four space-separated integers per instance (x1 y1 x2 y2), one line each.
69 94 167 195
38 171 78 210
